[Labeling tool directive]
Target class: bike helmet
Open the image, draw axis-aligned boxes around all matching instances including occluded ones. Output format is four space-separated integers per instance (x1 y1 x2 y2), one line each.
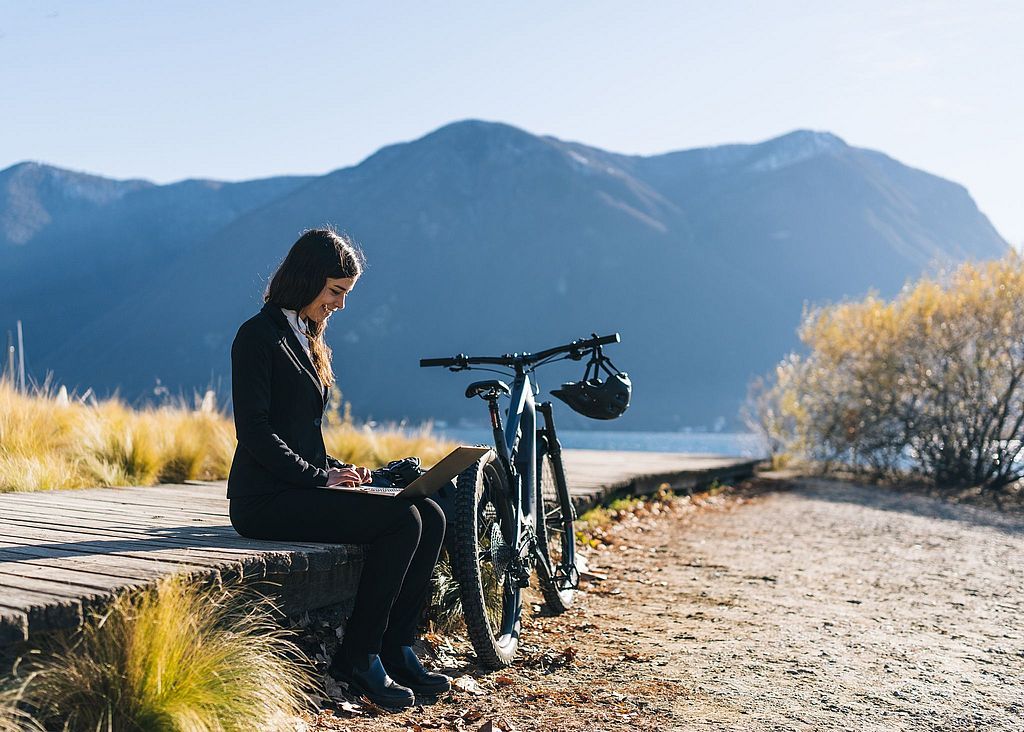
550 344 631 420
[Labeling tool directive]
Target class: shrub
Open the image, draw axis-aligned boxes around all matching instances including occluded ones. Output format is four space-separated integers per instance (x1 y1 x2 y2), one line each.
754 254 1024 491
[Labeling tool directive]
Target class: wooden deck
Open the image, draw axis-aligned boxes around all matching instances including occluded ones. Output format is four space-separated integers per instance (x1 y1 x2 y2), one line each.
0 450 759 650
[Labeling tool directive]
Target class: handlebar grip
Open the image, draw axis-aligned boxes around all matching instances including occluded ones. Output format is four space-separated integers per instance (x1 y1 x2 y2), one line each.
594 333 620 346
420 357 455 368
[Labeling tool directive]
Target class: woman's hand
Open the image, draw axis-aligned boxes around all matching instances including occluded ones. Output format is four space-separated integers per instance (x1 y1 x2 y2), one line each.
326 466 373 487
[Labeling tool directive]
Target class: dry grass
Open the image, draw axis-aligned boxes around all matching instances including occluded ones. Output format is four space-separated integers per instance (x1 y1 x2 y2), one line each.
0 380 453 492
0 680 42 732
11 576 313 731
322 420 456 469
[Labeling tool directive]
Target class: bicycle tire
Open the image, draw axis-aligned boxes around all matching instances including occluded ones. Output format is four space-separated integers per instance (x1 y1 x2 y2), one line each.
534 451 577 613
450 450 522 668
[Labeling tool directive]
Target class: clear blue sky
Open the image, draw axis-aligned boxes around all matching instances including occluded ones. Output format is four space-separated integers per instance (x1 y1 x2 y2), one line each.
2 1 1021 246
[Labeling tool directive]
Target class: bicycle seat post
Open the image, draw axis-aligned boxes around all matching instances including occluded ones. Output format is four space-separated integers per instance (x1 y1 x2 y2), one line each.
484 394 509 465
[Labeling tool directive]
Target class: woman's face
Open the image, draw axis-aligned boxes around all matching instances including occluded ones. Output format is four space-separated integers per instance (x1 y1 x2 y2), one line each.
299 276 357 323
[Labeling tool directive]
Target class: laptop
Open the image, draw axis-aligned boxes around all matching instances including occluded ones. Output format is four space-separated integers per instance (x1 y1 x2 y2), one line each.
328 445 491 498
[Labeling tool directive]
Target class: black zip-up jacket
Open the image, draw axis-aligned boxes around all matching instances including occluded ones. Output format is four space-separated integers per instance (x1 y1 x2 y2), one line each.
227 303 350 498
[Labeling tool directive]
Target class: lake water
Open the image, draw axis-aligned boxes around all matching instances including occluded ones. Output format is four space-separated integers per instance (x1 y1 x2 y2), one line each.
436 427 768 459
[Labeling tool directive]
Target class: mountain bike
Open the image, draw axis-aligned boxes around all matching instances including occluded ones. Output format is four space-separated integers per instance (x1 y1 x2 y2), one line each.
420 332 621 668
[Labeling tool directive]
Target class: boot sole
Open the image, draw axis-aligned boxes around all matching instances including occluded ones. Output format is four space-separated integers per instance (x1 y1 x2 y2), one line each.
386 674 451 697
329 670 416 710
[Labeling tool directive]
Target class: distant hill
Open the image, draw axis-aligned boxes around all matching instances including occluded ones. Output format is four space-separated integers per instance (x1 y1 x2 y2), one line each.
0 121 1009 430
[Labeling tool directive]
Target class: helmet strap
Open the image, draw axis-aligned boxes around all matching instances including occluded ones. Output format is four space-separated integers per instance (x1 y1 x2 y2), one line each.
584 345 623 381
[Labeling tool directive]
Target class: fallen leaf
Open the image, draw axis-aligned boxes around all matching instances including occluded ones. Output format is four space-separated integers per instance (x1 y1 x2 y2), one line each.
452 676 485 695
336 700 363 715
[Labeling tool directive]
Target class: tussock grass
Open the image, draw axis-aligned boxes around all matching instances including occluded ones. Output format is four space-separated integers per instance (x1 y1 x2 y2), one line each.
0 679 42 732
0 381 235 493
322 420 456 469
427 553 466 635
16 576 312 731
0 379 453 492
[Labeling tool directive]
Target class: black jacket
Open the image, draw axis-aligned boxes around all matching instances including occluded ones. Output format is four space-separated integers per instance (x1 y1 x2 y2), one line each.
227 303 349 498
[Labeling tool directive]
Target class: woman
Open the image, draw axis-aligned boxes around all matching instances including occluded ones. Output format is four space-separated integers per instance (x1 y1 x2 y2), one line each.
227 228 449 709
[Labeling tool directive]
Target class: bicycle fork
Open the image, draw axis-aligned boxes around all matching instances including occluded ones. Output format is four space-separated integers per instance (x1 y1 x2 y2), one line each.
536 401 580 589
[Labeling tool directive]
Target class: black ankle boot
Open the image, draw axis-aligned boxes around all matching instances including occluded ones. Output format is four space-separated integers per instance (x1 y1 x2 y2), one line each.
328 652 415 709
380 645 452 696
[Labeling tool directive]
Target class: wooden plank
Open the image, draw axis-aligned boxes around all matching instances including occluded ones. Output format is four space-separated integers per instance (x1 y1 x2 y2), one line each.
1 509 360 573
0 564 139 593
0 583 88 638
3 484 228 503
0 532 299 577
2 511 344 556
0 562 157 588
0 543 248 581
4 504 229 530
4 487 228 506
0 605 29 645
4 492 229 517
2 504 227 525
0 570 151 602
0 547 222 582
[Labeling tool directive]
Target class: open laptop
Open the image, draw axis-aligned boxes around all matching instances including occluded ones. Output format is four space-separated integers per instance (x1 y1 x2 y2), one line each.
328 445 491 498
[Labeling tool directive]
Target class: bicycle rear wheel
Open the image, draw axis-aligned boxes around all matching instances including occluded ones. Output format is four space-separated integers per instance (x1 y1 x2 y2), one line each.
535 451 577 613
450 450 522 668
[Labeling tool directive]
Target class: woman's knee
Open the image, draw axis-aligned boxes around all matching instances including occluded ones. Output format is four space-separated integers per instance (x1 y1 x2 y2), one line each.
393 502 423 537
414 497 446 543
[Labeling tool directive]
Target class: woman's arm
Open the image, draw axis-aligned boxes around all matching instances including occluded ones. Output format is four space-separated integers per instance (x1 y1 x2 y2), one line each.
231 325 330 488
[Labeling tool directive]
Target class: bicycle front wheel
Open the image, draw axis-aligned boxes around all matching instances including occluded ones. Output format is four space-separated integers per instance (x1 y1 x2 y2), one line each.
450 450 522 668
535 451 577 613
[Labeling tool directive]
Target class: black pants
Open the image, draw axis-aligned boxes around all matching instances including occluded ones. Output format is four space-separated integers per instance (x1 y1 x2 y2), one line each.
229 488 445 655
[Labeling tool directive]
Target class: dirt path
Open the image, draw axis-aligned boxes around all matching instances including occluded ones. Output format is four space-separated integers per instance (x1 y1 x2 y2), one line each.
307 479 1024 731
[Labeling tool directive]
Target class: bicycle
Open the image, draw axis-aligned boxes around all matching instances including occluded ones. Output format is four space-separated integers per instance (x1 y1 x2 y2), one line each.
420 332 623 668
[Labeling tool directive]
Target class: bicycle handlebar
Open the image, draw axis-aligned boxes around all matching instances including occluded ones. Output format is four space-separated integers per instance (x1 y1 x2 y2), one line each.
419 332 620 370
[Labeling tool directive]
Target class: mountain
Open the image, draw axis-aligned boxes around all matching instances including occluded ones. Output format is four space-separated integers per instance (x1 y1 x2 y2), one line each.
0 122 1009 430
0 162 315 362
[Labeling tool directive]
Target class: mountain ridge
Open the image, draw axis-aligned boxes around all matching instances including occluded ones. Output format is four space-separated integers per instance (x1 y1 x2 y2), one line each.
0 121 1009 429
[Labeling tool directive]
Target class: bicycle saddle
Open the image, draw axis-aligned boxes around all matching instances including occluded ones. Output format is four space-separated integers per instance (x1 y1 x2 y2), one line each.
465 380 511 399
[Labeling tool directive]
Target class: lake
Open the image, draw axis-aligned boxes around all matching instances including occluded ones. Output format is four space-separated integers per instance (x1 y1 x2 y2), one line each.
436 427 768 459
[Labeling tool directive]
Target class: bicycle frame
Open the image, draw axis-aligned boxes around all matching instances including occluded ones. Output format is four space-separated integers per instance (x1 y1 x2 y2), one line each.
488 365 539 566
485 363 571 584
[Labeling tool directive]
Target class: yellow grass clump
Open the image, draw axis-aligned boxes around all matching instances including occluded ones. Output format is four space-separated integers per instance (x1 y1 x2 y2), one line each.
0 381 236 493
13 576 313 731
323 419 456 469
0 379 455 492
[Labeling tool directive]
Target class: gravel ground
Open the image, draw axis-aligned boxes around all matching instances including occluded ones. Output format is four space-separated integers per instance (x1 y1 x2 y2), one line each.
304 478 1024 731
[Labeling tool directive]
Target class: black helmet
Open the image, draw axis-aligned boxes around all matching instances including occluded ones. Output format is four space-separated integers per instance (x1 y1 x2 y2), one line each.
551 345 631 420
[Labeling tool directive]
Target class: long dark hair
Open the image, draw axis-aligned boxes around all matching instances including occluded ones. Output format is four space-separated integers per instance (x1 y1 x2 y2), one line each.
265 228 364 388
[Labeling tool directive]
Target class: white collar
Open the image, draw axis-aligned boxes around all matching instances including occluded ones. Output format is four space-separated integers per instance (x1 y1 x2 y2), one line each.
280 308 309 334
